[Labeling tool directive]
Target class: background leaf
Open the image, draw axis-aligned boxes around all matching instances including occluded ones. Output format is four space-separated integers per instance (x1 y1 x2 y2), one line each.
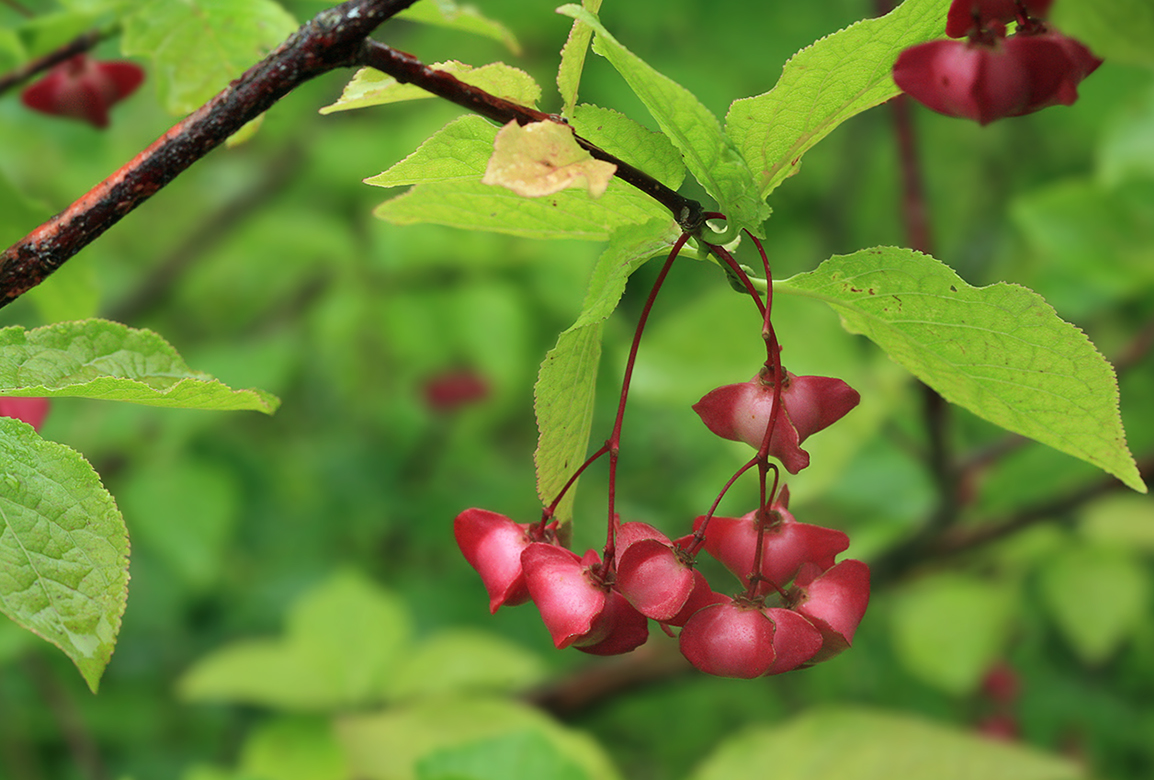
776 248 1145 492
690 707 1084 780
1038 543 1150 665
0 320 279 412
0 417 128 692
396 0 521 54
1052 0 1154 68
726 0 948 200
889 574 1017 695
122 0 297 115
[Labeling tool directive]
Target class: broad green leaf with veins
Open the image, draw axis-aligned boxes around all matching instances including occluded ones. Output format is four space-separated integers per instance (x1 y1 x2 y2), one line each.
0 320 279 412
556 6 769 236
726 0 948 199
777 249 1145 492
122 0 297 115
0 418 128 692
321 62 541 114
535 219 681 521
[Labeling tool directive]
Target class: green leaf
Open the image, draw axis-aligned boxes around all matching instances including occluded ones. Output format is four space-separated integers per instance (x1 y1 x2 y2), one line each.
122 0 297 115
337 697 621 780
776 248 1146 492
1052 0 1154 68
690 706 1083 780
889 574 1016 695
366 115 496 188
239 716 347 780
417 731 590 780
557 6 769 234
321 62 541 114
373 177 668 240
119 459 239 591
570 104 686 190
555 0 602 117
178 570 412 709
1038 543 1150 665
386 629 547 702
0 417 128 693
396 0 520 54
0 320 279 413
1079 495 1154 553
726 0 948 199
534 219 680 520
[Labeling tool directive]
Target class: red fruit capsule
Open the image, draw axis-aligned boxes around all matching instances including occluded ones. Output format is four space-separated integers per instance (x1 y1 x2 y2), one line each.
21 55 144 129
679 599 777 679
0 397 50 432
693 371 859 474
454 508 549 613
945 0 1054 39
793 559 871 663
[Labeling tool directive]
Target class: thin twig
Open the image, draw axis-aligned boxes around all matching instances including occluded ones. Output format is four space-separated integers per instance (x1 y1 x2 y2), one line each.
23 654 107 780
0 0 421 309
0 28 108 96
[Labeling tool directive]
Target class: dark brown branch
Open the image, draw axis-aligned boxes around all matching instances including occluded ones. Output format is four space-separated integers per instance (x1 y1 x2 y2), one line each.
355 40 705 232
0 29 107 97
0 0 420 310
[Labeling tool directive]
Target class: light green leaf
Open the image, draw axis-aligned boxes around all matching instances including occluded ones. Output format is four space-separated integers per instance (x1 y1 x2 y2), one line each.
570 104 685 190
179 570 413 709
387 629 547 702
0 417 128 693
120 459 238 591
1079 495 1154 553
417 731 590 780
396 0 520 54
1038 544 1150 665
373 177 668 240
557 6 769 234
777 248 1145 492
534 219 680 520
338 697 621 780
690 707 1083 780
239 716 347 780
0 320 279 413
1052 0 1154 68
726 0 948 199
365 115 496 188
122 0 297 115
555 0 602 117
320 62 540 114
890 574 1016 695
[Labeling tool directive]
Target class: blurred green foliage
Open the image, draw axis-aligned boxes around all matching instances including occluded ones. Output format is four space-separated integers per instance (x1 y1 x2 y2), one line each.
1 0 1153 779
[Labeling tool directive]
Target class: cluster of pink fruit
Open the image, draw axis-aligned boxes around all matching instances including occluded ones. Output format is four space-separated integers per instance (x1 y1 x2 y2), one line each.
455 368 870 679
893 0 1101 125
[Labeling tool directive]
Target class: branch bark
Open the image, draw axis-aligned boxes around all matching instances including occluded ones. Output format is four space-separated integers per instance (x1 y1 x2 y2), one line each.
0 0 420 309
0 1 704 311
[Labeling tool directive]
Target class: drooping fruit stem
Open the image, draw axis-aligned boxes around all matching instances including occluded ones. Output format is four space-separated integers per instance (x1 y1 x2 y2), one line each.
596 230 692 573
